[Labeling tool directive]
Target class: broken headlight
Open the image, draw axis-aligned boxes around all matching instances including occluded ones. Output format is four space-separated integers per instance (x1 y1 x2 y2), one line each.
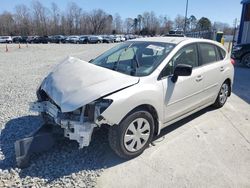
85 99 113 121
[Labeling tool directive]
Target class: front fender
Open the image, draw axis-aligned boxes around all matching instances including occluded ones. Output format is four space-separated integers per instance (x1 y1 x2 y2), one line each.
100 80 164 126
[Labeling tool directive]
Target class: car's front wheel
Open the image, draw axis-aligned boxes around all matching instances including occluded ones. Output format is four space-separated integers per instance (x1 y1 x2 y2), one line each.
242 53 250 68
213 81 230 108
108 110 154 159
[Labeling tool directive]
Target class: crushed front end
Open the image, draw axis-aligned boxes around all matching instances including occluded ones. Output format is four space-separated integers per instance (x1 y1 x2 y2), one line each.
15 88 112 168
33 89 112 148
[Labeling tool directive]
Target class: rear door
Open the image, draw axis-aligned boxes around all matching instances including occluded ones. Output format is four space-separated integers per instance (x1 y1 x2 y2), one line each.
197 43 226 103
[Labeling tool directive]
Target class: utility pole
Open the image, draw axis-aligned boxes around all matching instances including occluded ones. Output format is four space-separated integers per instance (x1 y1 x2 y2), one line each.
184 0 189 34
232 18 237 45
231 18 238 53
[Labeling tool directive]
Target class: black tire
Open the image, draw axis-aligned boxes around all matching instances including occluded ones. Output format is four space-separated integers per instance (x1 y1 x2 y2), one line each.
108 110 155 159
213 81 230 108
242 53 250 68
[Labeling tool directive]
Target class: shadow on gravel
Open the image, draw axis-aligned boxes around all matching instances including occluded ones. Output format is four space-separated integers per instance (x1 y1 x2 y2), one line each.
233 65 250 104
1 106 215 182
0 115 43 169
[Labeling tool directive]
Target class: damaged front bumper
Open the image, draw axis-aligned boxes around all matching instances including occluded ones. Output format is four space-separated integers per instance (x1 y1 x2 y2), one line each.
15 98 112 168
29 101 97 148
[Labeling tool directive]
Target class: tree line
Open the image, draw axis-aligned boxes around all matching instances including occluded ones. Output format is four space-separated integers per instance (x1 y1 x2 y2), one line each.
0 1 235 36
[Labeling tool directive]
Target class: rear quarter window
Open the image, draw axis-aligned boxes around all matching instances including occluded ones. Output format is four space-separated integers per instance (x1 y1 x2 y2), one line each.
217 47 226 60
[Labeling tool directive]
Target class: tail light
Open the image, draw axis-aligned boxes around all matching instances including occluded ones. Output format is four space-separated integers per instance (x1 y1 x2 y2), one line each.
230 58 235 65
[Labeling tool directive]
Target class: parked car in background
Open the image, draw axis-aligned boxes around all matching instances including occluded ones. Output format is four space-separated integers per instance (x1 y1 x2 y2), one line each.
15 36 28 43
19 36 28 43
114 35 121 42
0 36 12 43
65 36 80 44
79 36 89 44
27 36 38 43
165 30 186 37
164 33 186 37
125 35 130 40
12 36 21 43
33 36 49 44
102 35 114 43
24 37 234 165
50 35 66 43
120 35 126 42
232 43 250 68
88 36 102 43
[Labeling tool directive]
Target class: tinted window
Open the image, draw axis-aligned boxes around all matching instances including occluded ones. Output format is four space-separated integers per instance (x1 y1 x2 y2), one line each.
160 44 198 78
217 47 226 60
199 43 217 65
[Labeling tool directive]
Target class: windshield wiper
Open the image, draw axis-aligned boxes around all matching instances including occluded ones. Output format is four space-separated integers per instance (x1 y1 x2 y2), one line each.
113 43 133 71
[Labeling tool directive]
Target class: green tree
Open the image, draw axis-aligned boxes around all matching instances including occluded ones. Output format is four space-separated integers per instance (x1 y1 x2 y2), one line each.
197 17 212 31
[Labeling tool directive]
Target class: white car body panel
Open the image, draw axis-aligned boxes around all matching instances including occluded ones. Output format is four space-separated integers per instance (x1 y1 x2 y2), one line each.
101 74 164 126
40 57 139 112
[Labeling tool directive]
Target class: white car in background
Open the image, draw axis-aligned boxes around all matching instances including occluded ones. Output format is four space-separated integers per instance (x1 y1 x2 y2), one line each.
120 35 126 42
0 36 12 43
25 37 234 162
114 35 121 42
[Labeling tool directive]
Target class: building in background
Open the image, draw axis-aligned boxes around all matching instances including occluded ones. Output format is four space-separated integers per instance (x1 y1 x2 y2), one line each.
238 0 250 44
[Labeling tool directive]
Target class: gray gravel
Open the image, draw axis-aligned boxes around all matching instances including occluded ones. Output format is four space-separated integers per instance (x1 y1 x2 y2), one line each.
0 43 123 187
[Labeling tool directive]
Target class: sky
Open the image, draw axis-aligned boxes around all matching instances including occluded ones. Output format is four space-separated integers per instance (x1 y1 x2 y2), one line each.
0 0 243 26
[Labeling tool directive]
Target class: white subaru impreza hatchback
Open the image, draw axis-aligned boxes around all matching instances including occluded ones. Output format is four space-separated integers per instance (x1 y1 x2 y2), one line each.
30 37 234 159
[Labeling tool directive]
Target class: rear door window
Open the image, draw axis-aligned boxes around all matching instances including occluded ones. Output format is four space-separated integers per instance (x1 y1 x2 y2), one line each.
199 43 218 65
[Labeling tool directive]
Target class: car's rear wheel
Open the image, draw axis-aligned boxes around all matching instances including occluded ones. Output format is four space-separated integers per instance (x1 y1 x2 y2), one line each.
242 53 250 68
213 81 230 108
108 110 154 159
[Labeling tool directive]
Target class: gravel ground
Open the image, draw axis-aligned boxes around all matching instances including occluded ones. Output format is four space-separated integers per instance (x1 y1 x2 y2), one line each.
0 43 121 187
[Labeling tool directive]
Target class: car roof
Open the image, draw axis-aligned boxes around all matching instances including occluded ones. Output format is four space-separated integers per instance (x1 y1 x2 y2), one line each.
130 37 217 45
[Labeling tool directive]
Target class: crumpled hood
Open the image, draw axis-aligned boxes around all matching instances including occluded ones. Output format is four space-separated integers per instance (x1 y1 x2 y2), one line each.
40 56 139 112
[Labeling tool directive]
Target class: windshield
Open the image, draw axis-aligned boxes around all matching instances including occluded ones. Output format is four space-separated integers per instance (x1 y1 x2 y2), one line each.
90 41 175 76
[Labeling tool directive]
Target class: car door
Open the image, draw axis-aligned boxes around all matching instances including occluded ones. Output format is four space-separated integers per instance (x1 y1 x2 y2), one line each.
160 43 206 125
197 43 226 103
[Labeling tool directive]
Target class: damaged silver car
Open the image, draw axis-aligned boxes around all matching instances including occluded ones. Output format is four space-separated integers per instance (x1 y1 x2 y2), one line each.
15 37 234 167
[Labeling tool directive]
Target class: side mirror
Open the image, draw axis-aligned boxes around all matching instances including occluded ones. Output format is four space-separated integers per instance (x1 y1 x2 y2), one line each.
171 64 192 83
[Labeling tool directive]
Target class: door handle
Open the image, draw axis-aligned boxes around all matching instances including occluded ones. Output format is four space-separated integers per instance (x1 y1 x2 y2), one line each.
220 66 225 72
196 75 203 82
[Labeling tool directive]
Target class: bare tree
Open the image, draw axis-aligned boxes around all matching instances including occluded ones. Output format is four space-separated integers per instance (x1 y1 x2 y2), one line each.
159 15 173 34
0 12 15 35
32 0 49 35
124 18 134 33
0 0 219 36
50 2 60 35
140 11 160 35
174 15 185 30
137 14 143 32
113 13 123 34
88 9 109 34
14 5 31 35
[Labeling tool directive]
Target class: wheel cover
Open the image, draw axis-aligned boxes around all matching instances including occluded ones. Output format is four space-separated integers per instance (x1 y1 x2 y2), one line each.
124 118 151 152
243 54 250 67
219 83 229 104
